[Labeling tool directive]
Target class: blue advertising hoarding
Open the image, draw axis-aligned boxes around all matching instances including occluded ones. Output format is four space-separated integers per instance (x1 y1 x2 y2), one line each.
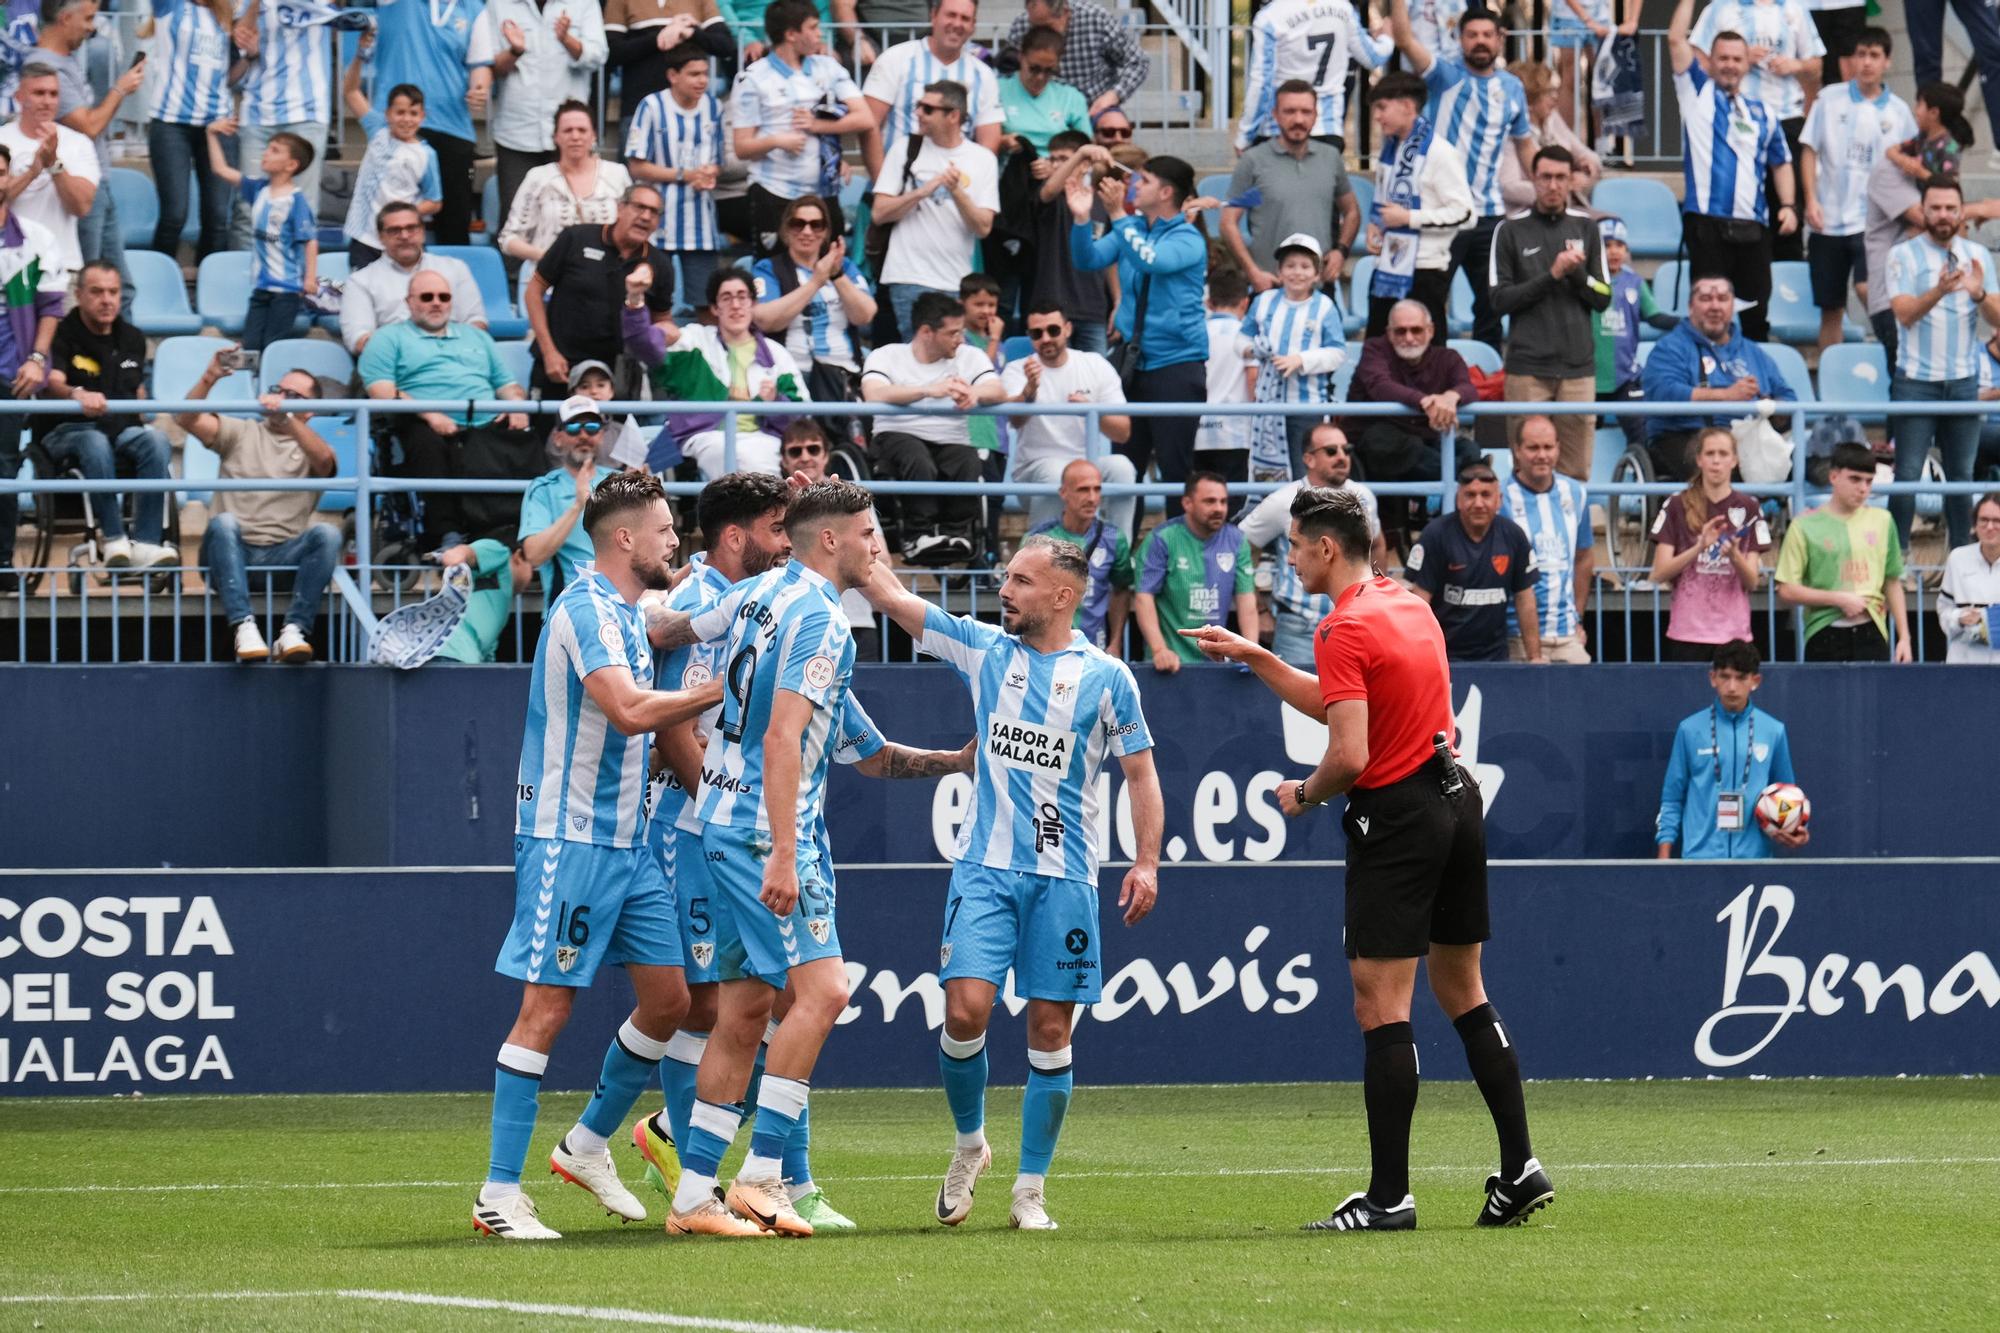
2 861 1994 1094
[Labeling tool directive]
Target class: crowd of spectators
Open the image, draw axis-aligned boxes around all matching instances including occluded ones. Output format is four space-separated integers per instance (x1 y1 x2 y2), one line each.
0 0 1996 673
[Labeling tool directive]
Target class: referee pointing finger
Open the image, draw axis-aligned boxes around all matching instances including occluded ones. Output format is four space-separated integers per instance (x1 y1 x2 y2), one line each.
1181 486 1553 1234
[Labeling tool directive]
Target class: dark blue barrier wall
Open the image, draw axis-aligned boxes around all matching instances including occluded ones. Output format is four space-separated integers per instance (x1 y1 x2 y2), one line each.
2 861 1994 1094
2 664 1993 868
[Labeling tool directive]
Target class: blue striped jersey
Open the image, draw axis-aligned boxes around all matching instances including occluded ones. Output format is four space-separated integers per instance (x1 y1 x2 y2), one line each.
365 0 497 144
1886 234 1996 383
1235 0 1390 149
1674 63 1791 223
1422 59 1530 218
148 0 233 126
919 604 1152 886
1689 0 1823 122
650 556 733 833
861 39 1004 146
240 179 317 293
1797 84 1915 237
1241 288 1346 404
516 565 656 848
625 88 723 252
752 255 871 371
1238 478 1380 638
683 561 856 834
0 3 39 122
730 52 864 201
1502 473 1593 640
343 112 443 248
239 0 336 127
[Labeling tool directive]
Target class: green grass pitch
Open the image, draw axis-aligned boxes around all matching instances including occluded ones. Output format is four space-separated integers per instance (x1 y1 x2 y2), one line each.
4 1080 1996 1329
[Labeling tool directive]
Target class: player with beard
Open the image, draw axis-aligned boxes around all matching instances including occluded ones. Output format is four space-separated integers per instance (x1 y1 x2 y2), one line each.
857 535 1164 1232
476 470 724 1241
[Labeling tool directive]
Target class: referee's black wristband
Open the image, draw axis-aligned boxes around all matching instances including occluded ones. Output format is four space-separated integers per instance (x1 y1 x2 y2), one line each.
1295 781 1320 808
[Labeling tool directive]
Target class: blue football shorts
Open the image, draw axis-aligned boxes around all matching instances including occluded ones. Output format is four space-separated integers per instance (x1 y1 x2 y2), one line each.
700 822 842 988
497 836 682 987
939 861 1102 1003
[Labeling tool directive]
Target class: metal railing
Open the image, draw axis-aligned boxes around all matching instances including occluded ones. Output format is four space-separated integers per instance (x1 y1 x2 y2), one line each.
4 396 1991 665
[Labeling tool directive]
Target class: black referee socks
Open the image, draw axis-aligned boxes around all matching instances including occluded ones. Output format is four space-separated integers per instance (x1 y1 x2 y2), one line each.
1453 1002 1534 1180
1362 1021 1419 1207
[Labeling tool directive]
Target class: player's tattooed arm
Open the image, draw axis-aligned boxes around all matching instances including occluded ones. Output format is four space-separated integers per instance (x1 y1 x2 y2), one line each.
643 599 701 650
856 738 977 780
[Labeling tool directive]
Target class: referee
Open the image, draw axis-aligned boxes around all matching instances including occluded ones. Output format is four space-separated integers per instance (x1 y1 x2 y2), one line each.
1183 486 1553 1233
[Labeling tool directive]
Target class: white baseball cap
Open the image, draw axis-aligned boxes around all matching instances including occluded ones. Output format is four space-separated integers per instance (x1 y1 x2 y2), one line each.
1275 232 1324 262
558 394 605 425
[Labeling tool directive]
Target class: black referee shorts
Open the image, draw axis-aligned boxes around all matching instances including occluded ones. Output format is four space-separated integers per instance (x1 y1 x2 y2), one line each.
1342 765 1490 960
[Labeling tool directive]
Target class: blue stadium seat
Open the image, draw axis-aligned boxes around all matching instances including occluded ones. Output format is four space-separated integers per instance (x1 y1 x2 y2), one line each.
1348 176 1373 252
154 336 256 506
1447 268 1475 338
1001 335 1034 364
127 250 204 337
110 168 161 251
1343 256 1374 334
1484 441 1514 487
1593 178 1681 258
1198 173 1233 203
1757 342 1816 404
1447 338 1501 376
1331 340 1364 402
1588 426 1629 487
195 251 252 334
314 414 362 512
259 338 357 392
1765 261 1820 344
474 174 500 246
1816 343 1889 423
428 245 527 338
494 339 535 390
1651 260 1692 317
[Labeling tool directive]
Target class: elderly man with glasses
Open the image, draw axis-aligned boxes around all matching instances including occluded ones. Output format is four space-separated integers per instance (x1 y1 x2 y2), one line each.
1347 298 1479 548
360 269 536 552
516 395 622 600
526 184 678 398
1236 420 1386 665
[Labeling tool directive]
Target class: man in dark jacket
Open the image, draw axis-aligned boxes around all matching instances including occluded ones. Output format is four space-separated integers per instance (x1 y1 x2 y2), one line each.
1490 145 1611 479
1348 298 1479 544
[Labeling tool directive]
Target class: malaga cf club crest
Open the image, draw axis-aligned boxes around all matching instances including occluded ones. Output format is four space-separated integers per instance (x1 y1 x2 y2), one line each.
808 919 831 945
939 942 953 967
691 941 715 969
554 945 579 973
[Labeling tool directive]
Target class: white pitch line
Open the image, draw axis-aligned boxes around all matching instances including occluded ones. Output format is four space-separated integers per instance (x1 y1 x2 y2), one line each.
3 1156 1997 1197
0 1288 851 1333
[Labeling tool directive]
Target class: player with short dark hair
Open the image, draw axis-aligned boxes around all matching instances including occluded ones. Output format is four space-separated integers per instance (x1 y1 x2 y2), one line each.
476 469 724 1242
1182 484 1553 1233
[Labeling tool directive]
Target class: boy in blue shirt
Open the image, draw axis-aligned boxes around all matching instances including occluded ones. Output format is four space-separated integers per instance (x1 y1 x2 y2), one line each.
206 119 319 352
1656 639 1810 860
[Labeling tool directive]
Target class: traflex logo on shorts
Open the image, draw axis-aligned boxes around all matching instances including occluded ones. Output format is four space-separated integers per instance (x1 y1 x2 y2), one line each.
1065 928 1090 956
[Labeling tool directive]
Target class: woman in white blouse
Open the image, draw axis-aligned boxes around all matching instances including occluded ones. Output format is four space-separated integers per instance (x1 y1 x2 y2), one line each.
1938 492 2000 664
497 100 631 263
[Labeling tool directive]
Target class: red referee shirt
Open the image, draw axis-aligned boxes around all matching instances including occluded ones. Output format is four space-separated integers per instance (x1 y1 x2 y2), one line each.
1313 576 1457 790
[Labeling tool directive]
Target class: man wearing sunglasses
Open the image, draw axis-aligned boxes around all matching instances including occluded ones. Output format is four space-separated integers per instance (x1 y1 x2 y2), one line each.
1091 104 1134 150
1001 0 1149 122
1001 302 1135 535
341 201 490 357
517 396 621 600
871 79 999 340
1237 421 1385 666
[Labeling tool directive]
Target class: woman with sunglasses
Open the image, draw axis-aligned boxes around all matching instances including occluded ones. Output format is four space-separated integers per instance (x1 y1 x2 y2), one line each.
499 101 633 265
515 396 621 599
751 194 877 402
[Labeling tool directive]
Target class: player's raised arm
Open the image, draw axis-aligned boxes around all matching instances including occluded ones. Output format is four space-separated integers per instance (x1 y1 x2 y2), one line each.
1116 748 1163 925
853 739 977 779
1180 625 1327 719
584 668 724 738
857 560 934 639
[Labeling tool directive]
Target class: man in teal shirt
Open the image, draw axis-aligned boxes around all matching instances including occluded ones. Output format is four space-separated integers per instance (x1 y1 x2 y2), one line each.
359 269 535 549
517 397 621 598
1134 470 1258 670
434 539 535 664
999 28 1092 155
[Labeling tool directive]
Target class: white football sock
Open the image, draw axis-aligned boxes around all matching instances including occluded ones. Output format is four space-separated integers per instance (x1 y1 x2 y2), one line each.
565 1123 609 1156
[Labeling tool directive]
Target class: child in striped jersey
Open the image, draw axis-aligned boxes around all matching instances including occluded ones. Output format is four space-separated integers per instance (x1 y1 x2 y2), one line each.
206 121 318 352
624 44 725 318
341 32 442 269
1243 233 1348 481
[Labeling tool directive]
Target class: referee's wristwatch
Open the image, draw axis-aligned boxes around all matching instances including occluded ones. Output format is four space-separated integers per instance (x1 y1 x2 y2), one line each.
1295 781 1321 808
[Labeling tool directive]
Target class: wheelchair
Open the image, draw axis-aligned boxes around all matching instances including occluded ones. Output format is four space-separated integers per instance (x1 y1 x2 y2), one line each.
19 435 184 598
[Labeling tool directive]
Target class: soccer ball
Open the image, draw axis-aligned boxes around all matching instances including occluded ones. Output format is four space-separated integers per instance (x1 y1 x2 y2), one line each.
1754 782 1810 836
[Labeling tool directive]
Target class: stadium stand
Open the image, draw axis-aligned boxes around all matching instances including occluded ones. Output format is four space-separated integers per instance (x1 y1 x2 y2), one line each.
128 250 205 337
